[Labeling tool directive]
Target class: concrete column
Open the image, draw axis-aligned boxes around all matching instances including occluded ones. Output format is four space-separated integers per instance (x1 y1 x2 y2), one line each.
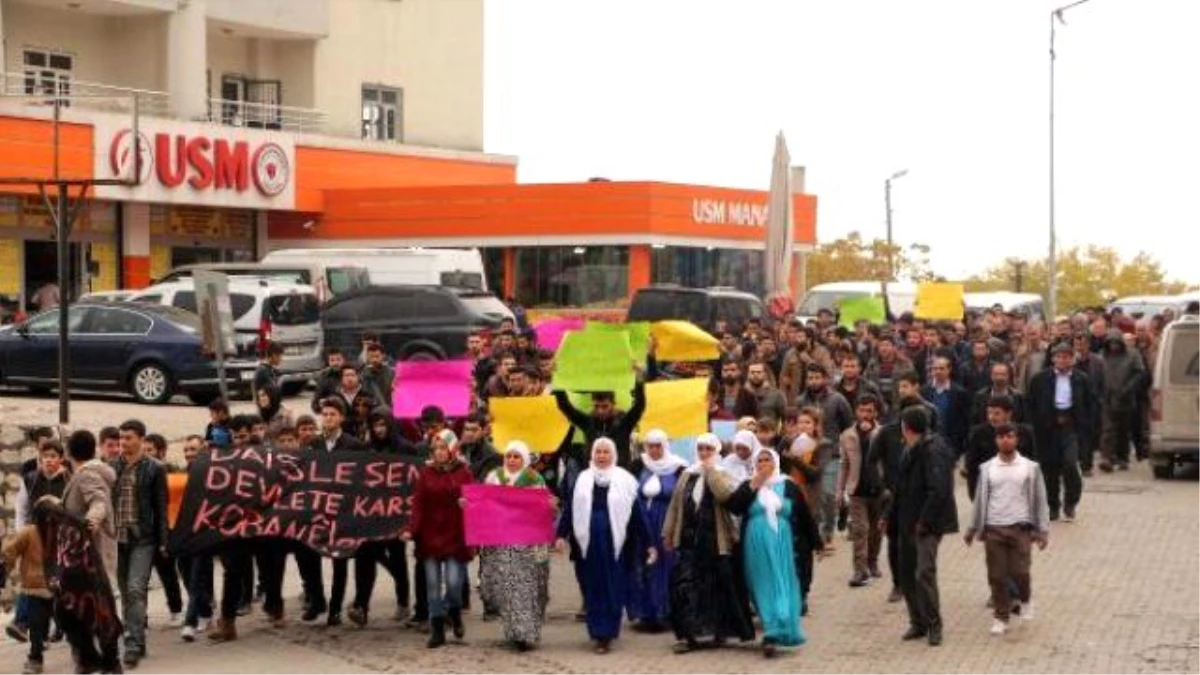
255 211 269 260
167 0 209 121
121 203 152 289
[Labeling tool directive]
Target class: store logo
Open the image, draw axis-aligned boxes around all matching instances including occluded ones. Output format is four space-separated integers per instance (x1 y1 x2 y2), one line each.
692 199 769 227
108 129 154 185
252 143 290 197
107 130 291 198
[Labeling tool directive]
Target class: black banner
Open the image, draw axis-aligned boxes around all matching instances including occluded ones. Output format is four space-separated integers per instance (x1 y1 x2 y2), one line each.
38 501 123 645
169 447 420 558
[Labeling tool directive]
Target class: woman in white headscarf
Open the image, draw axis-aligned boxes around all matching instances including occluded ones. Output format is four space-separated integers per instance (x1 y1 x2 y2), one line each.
626 428 688 632
555 437 657 654
479 440 554 651
725 446 823 658
661 433 756 653
721 429 760 484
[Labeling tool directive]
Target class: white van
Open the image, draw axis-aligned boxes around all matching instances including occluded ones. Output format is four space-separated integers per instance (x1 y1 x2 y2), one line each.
1149 314 1199 479
965 292 1045 322
158 262 369 304
796 281 917 323
263 248 489 292
1108 294 1184 320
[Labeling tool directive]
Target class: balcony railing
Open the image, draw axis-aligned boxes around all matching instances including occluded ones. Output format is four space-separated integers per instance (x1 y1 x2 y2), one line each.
207 98 327 135
1 71 172 117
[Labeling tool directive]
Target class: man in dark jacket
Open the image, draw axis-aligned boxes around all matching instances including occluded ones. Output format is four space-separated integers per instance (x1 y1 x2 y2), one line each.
252 342 284 399
714 359 760 420
956 337 994 395
1028 343 1090 521
888 407 958 647
110 419 169 668
459 413 502 482
970 362 1027 426
359 342 395 408
1098 330 1144 472
1071 332 1105 475
920 356 972 456
963 395 1037 500
868 398 928 604
796 363 854 442
553 381 647 469
311 348 348 413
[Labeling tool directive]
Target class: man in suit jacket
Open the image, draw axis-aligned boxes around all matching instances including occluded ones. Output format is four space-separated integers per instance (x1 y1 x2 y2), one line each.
888 407 958 647
1027 343 1091 522
963 395 1038 500
311 397 368 454
62 429 120 674
920 356 973 456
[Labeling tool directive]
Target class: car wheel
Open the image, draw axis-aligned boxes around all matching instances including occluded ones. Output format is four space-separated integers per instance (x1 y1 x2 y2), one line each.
405 349 441 362
1151 462 1173 480
28 386 52 397
130 362 173 405
280 381 306 397
187 389 220 407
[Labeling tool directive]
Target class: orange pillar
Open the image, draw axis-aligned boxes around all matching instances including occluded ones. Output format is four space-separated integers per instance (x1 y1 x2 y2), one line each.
122 256 151 289
628 245 651 301
502 247 516 301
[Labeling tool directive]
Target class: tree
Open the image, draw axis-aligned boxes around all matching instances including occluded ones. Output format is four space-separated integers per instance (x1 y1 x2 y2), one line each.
964 246 1191 312
805 231 936 287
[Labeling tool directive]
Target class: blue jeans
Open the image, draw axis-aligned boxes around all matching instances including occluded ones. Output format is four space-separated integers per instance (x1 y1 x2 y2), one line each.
117 542 155 652
422 558 466 620
180 553 214 627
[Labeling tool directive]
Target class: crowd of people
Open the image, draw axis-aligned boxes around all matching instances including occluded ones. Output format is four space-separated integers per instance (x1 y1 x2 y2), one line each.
1 298 1191 673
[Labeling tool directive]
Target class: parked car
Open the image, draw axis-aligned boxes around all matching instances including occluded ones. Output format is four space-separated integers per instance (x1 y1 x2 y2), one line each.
1107 294 1184 320
0 303 255 405
80 290 135 302
128 279 324 395
1149 314 1199 479
157 262 370 303
795 281 917 324
264 247 489 291
626 284 764 333
321 286 505 362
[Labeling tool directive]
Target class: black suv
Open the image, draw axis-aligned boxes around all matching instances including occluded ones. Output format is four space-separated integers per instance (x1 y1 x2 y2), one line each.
321 285 505 361
626 284 764 332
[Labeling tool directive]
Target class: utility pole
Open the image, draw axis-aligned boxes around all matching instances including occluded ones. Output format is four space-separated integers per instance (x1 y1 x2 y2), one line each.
1011 259 1027 292
884 169 908 281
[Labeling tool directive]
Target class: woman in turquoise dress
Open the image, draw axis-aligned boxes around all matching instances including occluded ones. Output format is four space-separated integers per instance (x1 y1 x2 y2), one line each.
724 446 824 658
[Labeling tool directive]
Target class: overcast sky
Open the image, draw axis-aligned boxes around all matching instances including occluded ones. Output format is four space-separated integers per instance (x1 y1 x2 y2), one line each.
484 0 1200 284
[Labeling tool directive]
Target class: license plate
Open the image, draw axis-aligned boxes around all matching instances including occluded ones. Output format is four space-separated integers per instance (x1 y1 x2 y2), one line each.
240 370 255 381
284 342 315 357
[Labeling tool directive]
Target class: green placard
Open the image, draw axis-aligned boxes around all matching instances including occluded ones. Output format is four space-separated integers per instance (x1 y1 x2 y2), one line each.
838 295 886 329
551 330 636 393
585 321 651 364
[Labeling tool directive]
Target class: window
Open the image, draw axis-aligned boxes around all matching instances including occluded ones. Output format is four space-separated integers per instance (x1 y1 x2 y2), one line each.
84 308 151 335
1168 328 1199 386
362 85 402 141
514 246 629 308
219 75 281 129
229 294 256 321
650 246 765 298
23 49 72 105
171 291 198 313
412 291 459 318
26 307 87 335
131 294 163 305
266 294 320 326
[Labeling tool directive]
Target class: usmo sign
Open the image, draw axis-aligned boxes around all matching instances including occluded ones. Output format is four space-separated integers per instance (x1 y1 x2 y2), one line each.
93 117 296 210
692 199 769 227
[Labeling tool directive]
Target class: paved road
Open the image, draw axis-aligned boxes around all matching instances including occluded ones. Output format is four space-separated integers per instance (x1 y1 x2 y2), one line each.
0 392 1196 674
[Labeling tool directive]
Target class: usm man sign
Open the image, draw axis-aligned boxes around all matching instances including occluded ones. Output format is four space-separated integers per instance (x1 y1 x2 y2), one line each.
93 116 296 210
691 199 769 227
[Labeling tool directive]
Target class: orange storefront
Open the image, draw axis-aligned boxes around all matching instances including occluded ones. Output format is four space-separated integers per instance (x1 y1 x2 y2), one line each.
0 111 817 313
269 181 818 317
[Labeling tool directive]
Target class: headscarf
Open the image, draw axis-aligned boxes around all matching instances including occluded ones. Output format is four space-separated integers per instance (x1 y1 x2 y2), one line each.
367 405 397 452
571 438 639 560
488 440 531 485
638 428 687 500
688 432 724 506
754 447 786 532
721 429 760 484
429 429 461 468
257 385 282 423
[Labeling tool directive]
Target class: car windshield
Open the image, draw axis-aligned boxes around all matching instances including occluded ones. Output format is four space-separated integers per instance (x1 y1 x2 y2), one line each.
1168 326 1199 386
628 290 709 323
441 271 484 290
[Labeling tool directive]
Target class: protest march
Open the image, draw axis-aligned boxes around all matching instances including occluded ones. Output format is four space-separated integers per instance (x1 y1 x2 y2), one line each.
1 294 1188 673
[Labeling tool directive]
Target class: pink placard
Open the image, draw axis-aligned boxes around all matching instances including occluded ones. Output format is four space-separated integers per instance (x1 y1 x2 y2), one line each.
392 360 474 419
533 317 586 352
462 484 557 547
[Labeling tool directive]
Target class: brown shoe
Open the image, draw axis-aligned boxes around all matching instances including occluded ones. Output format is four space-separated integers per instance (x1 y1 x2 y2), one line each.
1098 461 1114 473
270 610 287 629
208 618 237 642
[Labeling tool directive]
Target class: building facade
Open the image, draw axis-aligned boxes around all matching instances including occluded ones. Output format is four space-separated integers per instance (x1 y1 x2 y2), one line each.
0 0 506 307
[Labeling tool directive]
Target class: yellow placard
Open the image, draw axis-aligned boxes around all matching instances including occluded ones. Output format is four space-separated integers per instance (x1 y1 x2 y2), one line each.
637 378 709 439
914 282 965 321
650 320 720 362
90 242 117 292
150 244 171 283
0 240 20 295
489 395 572 455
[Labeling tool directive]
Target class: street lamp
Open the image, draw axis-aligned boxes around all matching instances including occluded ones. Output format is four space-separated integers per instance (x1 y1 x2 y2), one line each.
1049 0 1094 320
884 169 908 280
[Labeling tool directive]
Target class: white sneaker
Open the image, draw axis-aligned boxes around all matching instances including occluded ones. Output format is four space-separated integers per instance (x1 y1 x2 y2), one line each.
168 613 183 628
1019 600 1035 621
180 625 196 642
196 618 211 633
990 618 1008 636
